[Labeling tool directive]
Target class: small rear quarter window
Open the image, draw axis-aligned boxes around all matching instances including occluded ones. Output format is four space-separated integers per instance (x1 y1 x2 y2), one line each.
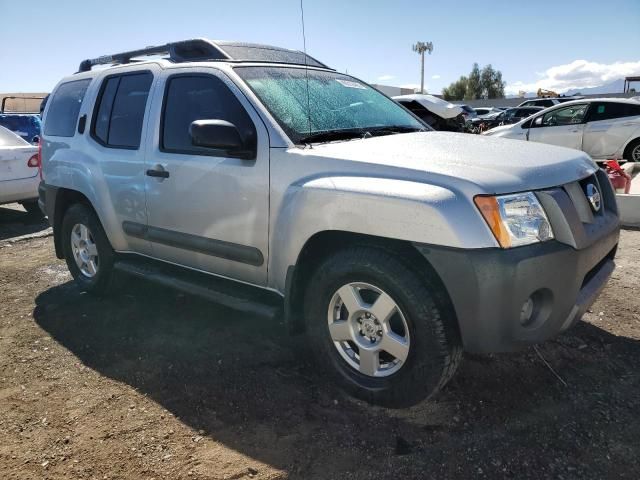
44 79 91 137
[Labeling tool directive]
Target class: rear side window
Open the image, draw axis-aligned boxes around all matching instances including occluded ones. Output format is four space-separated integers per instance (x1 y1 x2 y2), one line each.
161 74 256 155
92 72 153 149
589 102 640 121
44 79 91 137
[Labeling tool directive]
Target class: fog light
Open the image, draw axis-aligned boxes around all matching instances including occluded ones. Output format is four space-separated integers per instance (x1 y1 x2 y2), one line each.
520 297 534 326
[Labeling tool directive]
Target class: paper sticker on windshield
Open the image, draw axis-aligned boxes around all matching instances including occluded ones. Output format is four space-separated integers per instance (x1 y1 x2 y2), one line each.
335 79 366 89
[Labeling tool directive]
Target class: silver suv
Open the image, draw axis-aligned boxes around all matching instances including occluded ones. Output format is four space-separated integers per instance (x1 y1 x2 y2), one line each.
40 39 620 407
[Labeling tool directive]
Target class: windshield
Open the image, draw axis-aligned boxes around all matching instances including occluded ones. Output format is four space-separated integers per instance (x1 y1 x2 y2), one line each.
235 66 426 143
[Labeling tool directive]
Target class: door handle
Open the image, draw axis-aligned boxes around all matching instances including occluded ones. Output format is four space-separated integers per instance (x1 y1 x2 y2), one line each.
146 165 170 179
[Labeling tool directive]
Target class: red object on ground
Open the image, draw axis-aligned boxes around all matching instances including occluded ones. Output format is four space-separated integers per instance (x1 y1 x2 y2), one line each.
605 160 631 194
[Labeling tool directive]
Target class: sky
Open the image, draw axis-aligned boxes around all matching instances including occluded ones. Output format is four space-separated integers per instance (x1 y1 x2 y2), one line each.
1 0 639 95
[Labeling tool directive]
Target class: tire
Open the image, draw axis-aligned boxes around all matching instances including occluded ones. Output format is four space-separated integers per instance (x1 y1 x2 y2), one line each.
20 199 42 216
61 203 115 294
624 138 640 162
304 246 462 408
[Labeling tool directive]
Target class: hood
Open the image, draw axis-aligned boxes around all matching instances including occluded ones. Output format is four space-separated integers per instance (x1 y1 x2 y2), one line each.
483 124 514 135
302 131 597 195
393 94 463 119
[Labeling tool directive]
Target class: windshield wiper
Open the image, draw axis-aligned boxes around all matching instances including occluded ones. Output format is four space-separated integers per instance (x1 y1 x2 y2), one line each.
299 126 426 145
298 128 369 144
366 125 428 136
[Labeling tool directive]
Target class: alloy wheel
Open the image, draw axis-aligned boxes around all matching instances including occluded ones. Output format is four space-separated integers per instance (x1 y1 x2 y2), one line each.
70 223 99 278
327 282 410 377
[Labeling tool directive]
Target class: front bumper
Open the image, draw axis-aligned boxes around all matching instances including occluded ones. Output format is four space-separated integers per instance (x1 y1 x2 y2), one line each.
415 170 620 353
416 228 618 353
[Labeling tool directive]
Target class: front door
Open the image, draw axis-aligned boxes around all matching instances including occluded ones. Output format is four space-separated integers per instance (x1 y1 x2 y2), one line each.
527 103 588 151
143 69 270 286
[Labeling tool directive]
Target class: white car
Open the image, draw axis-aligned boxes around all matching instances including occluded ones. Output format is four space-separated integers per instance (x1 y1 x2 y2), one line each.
484 98 640 162
0 126 40 213
393 94 465 131
473 107 503 119
518 97 584 108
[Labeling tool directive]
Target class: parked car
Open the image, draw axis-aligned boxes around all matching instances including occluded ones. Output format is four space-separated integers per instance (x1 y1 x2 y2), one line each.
394 94 465 131
0 113 42 144
517 96 584 108
484 98 640 162
0 126 40 213
467 107 543 132
457 104 477 122
473 107 503 119
41 39 619 407
501 106 545 124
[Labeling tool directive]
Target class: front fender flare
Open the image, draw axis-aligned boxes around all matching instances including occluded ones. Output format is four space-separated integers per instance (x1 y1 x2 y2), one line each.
268 175 497 292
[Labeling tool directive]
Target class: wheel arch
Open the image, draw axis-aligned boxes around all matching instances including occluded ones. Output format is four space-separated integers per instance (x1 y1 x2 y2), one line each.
51 188 95 259
623 136 640 161
284 230 459 337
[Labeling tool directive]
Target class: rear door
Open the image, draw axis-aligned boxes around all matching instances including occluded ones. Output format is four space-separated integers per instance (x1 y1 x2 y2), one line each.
87 68 157 256
527 103 588 150
582 101 640 158
0 127 37 182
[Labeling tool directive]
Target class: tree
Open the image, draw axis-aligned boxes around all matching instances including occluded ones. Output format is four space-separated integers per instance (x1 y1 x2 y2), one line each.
480 64 505 99
442 76 468 101
465 63 483 100
442 63 506 100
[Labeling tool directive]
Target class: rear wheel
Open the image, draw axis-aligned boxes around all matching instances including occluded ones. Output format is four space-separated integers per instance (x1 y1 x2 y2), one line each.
304 247 462 408
61 203 115 294
624 138 640 162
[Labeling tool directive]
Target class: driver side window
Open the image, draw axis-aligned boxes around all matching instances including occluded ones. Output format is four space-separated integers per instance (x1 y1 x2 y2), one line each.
541 104 588 127
161 74 256 156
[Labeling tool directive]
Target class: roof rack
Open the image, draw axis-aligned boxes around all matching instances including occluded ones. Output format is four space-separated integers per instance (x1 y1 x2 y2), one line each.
78 38 330 72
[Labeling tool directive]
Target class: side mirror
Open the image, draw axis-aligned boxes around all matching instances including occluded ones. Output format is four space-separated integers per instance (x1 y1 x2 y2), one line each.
32 136 40 144
189 120 243 151
533 116 543 127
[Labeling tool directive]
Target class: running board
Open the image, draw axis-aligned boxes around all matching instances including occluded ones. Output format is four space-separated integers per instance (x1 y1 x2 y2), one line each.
114 257 283 320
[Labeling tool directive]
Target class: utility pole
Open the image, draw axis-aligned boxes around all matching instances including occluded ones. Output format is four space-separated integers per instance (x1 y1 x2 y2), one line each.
412 41 433 94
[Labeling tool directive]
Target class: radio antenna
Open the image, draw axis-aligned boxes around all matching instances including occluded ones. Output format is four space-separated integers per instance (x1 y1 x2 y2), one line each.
300 0 312 144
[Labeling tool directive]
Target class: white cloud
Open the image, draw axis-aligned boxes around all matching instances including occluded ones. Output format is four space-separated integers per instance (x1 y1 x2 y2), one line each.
506 59 640 95
431 74 441 79
377 74 395 82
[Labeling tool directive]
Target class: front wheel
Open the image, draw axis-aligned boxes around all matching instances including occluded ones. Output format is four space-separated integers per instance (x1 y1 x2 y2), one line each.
61 203 115 294
304 247 462 408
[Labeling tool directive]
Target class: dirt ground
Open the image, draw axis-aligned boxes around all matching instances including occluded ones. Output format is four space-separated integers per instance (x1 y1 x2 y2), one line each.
1 203 639 480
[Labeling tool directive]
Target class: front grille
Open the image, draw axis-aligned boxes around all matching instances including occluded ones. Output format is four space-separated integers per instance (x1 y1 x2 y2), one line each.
539 169 618 251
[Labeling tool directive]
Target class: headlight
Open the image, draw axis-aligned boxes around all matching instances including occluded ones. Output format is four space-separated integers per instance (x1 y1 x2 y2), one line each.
474 192 554 248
